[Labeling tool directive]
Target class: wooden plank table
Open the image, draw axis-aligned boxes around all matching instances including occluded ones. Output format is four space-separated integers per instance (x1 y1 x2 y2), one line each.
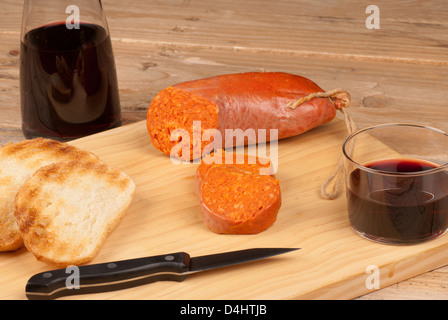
0 0 447 300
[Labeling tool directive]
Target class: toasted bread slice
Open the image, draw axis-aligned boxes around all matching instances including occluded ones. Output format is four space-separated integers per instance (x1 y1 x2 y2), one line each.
0 138 100 251
15 160 136 267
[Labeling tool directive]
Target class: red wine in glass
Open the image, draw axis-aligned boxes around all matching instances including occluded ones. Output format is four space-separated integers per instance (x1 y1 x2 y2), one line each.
20 22 121 141
347 158 448 243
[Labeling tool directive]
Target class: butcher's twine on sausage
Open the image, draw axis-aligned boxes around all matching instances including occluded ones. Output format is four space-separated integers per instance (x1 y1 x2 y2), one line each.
288 89 356 200
286 88 351 110
320 107 356 200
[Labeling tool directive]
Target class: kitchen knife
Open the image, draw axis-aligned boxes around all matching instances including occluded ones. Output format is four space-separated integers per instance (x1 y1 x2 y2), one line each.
25 247 299 300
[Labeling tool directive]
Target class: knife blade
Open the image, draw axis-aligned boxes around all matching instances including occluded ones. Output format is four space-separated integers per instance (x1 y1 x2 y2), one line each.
25 247 298 300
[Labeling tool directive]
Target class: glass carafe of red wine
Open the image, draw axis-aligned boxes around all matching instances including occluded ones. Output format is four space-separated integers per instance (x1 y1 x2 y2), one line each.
20 0 121 141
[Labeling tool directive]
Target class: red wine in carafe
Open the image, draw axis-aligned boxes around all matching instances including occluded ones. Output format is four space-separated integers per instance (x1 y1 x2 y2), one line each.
347 158 448 243
20 22 121 141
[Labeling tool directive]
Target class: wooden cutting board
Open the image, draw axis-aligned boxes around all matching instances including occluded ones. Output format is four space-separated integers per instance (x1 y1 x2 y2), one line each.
1 118 448 300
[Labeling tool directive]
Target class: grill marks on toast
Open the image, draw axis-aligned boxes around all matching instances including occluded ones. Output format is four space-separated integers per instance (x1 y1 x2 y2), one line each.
15 160 135 267
0 138 135 267
0 138 99 251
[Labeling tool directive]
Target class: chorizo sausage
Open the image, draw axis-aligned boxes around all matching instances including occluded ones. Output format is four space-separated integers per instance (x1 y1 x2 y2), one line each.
200 165 281 234
195 149 274 196
146 72 349 161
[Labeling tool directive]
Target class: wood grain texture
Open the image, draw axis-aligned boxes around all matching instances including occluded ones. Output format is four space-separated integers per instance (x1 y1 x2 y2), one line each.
1 119 448 300
0 0 447 299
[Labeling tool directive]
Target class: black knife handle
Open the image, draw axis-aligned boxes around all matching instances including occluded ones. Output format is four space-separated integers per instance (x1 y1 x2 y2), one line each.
25 252 190 300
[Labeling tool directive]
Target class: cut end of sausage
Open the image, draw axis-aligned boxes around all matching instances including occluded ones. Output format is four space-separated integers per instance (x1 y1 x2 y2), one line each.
146 86 219 161
200 165 281 234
